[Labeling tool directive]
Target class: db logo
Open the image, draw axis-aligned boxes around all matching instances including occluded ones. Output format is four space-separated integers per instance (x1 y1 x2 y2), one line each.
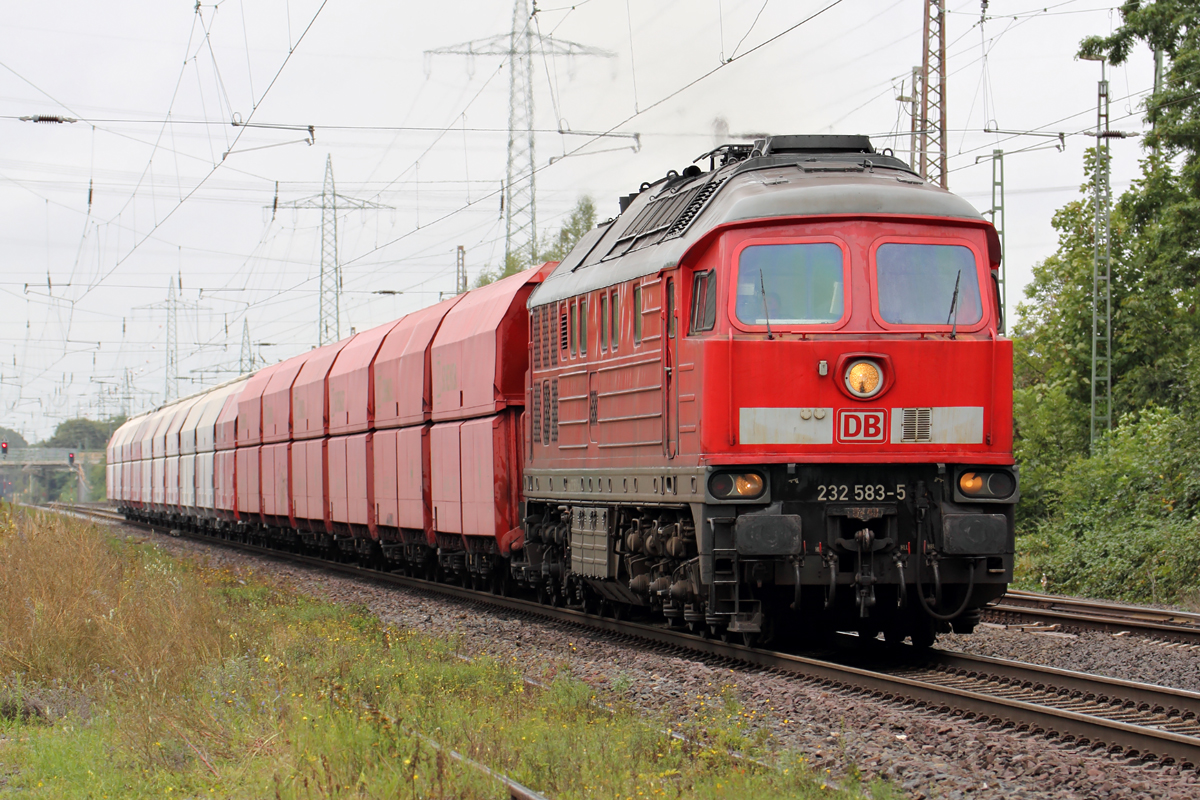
837 409 887 443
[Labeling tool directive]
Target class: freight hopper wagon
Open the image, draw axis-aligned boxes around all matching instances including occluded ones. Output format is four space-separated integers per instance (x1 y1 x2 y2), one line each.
109 134 1017 648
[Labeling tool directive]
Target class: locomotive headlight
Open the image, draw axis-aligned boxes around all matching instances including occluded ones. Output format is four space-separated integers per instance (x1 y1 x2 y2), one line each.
844 359 883 398
959 472 985 494
709 472 765 499
958 470 1016 499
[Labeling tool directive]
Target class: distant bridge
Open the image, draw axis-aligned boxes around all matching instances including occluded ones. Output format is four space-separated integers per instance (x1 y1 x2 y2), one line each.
1 448 104 466
0 449 103 503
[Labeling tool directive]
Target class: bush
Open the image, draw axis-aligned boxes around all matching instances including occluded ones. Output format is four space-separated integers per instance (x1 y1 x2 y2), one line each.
1017 407 1200 604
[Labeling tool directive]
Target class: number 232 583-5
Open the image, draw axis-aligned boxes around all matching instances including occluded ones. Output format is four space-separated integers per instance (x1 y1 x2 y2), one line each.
816 484 906 502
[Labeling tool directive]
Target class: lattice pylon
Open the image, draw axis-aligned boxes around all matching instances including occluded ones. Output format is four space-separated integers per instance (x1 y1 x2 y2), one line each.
426 0 612 271
505 0 537 267
919 0 948 188
272 155 390 348
165 277 179 403
319 155 340 346
239 318 254 374
1091 74 1113 446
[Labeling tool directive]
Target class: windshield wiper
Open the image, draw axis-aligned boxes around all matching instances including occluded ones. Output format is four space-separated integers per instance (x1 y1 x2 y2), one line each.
945 269 962 340
758 269 775 340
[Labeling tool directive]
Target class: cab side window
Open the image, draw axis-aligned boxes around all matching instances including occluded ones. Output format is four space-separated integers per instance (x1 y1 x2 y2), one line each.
690 270 717 333
633 285 643 345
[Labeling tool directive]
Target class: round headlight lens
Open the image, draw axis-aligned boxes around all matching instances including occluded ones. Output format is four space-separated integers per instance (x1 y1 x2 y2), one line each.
985 471 1015 498
959 471 985 495
845 359 882 398
734 473 764 497
710 473 735 498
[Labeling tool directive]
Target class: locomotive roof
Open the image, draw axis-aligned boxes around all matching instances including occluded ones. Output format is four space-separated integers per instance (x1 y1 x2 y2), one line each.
529 135 987 308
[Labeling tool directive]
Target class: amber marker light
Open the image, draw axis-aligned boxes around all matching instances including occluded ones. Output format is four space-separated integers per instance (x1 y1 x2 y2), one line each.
735 473 764 496
709 472 766 499
844 359 882 398
959 472 985 495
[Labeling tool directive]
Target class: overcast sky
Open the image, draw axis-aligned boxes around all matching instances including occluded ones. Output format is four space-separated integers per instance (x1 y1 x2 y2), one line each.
0 1 1153 441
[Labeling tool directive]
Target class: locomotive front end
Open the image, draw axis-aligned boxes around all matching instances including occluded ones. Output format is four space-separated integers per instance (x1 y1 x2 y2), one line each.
687 191 1015 646
520 134 1016 647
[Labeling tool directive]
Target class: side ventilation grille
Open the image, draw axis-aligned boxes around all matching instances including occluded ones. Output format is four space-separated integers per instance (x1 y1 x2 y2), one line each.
532 306 542 370
531 382 542 443
550 379 559 443
901 408 932 443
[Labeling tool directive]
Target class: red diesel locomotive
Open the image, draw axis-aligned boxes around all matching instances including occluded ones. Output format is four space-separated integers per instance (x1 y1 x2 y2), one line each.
108 134 1017 647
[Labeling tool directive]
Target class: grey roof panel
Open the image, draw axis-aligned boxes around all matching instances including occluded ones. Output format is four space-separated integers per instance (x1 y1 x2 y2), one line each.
529 158 987 308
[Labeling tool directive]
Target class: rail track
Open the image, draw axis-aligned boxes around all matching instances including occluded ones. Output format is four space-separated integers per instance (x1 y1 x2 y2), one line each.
985 588 1200 644
39 502 1200 769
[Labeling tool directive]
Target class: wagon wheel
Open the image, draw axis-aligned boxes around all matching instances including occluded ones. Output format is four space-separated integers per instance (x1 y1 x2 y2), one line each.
741 632 758 648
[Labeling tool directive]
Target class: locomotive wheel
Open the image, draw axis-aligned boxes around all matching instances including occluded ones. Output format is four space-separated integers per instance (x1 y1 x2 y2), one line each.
883 624 906 648
909 617 937 649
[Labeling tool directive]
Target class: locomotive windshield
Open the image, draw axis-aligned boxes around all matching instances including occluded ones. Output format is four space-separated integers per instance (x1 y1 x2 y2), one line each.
735 243 844 326
875 243 982 326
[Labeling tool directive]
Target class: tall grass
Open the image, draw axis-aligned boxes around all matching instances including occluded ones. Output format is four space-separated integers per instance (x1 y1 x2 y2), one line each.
0 504 226 695
0 505 896 799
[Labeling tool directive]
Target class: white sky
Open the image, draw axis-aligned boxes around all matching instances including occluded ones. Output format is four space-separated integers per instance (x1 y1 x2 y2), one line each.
0 1 1153 441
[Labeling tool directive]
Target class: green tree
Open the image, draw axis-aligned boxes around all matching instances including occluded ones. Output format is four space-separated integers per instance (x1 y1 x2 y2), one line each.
0 427 28 449
538 195 597 262
1011 2 1200 602
44 417 124 450
473 196 597 288
1079 1 1200 411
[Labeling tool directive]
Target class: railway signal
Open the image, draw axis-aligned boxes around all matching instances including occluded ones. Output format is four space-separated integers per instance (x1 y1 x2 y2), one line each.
68 452 75 466
1 441 6 458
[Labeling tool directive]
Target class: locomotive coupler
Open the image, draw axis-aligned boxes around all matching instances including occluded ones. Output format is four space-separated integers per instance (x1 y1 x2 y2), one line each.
833 530 894 618
854 528 876 617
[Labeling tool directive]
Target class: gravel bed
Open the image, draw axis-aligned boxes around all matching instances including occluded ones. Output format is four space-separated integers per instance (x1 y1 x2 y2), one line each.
108 523 1200 800
939 625 1200 694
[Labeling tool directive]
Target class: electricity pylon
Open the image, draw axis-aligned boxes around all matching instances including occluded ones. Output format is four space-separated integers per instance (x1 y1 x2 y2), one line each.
1091 68 1113 447
426 0 613 268
276 155 392 346
919 0 948 188
165 277 179 402
239 319 254 374
456 245 467 294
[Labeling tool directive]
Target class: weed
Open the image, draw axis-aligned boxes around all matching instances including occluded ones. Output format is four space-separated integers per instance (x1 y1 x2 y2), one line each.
0 505 889 798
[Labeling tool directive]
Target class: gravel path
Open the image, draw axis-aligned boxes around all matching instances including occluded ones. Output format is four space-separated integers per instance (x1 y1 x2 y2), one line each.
112 523 1200 800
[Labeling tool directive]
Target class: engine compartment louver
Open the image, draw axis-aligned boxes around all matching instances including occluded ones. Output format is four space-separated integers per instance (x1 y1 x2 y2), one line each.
603 174 729 261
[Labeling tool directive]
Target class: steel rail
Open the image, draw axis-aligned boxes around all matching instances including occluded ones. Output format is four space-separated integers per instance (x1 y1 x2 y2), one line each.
986 588 1200 644
44 503 1200 768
